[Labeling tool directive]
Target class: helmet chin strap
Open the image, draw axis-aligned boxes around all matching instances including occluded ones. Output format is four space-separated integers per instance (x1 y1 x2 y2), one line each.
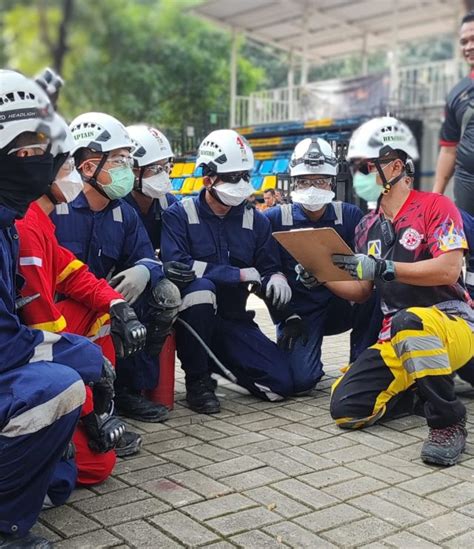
82 153 110 200
374 159 405 195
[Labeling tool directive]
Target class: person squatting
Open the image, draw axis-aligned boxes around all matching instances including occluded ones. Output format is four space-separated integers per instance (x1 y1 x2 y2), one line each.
0 68 473 547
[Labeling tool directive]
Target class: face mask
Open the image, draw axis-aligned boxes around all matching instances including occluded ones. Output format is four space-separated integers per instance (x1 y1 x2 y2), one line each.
291 187 335 212
352 172 382 203
0 152 54 218
55 168 84 203
213 180 254 207
141 171 171 199
98 165 134 200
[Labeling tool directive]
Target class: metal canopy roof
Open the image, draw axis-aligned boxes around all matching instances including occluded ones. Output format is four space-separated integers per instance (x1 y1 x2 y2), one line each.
193 0 461 62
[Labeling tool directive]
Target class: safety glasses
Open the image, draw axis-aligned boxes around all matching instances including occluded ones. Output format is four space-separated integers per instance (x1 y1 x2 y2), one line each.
7 143 50 156
106 155 134 169
144 161 173 176
294 176 334 189
218 171 250 184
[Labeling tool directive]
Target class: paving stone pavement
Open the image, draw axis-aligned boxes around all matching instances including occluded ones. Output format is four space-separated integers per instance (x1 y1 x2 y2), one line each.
36 296 474 548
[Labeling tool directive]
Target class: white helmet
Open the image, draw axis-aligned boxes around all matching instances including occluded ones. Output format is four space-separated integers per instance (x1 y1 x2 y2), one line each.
69 112 132 154
127 125 174 166
195 129 254 173
290 137 337 177
0 69 65 150
51 116 75 156
347 116 419 161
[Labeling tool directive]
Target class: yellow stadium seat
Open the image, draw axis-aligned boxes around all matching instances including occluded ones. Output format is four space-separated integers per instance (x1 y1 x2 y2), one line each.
170 162 184 178
181 177 196 194
193 177 204 192
261 175 277 192
181 163 195 176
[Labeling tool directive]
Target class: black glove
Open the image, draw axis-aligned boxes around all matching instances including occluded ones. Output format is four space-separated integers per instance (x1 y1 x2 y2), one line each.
277 315 309 351
81 411 125 453
110 301 147 359
163 261 196 288
90 358 116 415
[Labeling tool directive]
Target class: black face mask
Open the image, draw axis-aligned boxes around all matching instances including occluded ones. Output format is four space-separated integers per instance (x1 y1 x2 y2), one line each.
0 152 54 218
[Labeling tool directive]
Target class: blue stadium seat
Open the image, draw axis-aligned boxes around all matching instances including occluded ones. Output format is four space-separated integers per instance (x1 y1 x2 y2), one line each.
259 159 275 175
171 178 184 191
253 160 261 174
273 158 289 174
251 175 263 191
193 165 203 177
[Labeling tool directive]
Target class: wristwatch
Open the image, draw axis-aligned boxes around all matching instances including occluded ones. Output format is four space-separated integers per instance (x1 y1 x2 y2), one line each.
381 260 396 282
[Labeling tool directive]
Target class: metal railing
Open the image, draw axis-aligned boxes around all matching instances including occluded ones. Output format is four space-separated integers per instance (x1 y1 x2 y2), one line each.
234 58 467 127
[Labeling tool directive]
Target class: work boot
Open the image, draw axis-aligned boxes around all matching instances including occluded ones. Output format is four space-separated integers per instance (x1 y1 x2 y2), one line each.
421 417 467 466
115 430 142 457
0 531 52 548
186 377 221 414
115 389 169 423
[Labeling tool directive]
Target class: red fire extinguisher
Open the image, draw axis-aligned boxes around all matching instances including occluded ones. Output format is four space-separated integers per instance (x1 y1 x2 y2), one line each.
145 332 176 410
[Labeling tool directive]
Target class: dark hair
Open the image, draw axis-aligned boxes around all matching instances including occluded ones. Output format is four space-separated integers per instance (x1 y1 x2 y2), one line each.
462 11 474 25
264 188 276 195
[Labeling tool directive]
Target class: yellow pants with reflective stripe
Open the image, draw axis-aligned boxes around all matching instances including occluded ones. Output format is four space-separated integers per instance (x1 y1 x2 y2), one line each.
330 306 474 429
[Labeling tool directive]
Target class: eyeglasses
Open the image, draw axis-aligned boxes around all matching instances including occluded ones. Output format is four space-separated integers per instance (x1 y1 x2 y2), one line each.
8 143 50 156
143 161 173 176
294 176 334 189
217 171 250 184
106 155 134 169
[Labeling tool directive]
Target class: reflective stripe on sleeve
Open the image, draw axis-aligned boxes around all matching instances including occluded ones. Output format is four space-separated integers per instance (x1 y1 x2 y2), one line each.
19 256 43 267
57 259 84 284
192 260 207 278
28 332 62 363
179 290 216 312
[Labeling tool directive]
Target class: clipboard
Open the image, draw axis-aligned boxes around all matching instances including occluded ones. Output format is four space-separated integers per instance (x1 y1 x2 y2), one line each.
273 227 354 282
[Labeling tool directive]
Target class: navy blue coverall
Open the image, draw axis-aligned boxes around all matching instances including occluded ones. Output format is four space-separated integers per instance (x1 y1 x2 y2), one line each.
161 190 294 400
265 201 383 392
51 192 164 391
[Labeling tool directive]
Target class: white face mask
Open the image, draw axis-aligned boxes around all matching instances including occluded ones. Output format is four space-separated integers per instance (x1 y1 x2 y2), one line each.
214 180 254 207
290 187 335 212
141 171 171 199
54 168 84 203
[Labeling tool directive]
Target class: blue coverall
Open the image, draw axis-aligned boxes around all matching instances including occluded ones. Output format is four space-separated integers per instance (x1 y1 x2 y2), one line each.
264 202 383 393
0 205 103 536
51 193 165 391
124 193 177 251
161 190 293 400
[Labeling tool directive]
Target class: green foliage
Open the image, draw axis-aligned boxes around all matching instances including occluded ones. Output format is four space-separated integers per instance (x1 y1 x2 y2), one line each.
0 0 265 134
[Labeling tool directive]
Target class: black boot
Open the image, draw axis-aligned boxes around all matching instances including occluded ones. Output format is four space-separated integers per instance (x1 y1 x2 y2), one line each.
186 376 220 414
421 417 467 466
115 430 143 458
0 531 52 548
115 389 169 423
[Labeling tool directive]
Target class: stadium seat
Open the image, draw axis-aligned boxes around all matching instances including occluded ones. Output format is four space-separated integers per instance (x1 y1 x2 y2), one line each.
273 158 289 174
171 163 185 178
181 177 196 194
261 175 277 192
259 159 275 175
181 163 195 176
171 178 184 192
251 175 263 191
193 177 204 192
253 160 261 174
193 165 203 177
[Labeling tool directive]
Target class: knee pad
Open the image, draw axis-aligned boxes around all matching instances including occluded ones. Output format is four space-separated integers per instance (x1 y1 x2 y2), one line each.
146 279 181 356
390 309 423 339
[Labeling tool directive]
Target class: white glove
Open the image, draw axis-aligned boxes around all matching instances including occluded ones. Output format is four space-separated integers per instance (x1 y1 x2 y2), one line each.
109 265 150 304
240 268 262 285
295 263 321 289
266 273 292 309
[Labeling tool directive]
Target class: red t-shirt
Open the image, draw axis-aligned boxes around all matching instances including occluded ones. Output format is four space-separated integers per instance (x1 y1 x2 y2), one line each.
355 190 469 339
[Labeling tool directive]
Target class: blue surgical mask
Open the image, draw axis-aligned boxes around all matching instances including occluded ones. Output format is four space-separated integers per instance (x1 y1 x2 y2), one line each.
99 166 134 200
352 172 381 203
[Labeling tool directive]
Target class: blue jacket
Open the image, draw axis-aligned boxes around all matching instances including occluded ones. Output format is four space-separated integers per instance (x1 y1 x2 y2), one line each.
461 208 474 252
124 192 177 251
51 192 163 285
265 201 363 317
161 190 282 316
0 204 102 380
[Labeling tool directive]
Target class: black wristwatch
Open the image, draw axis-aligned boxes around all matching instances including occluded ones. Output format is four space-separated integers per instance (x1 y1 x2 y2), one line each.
381 260 396 282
